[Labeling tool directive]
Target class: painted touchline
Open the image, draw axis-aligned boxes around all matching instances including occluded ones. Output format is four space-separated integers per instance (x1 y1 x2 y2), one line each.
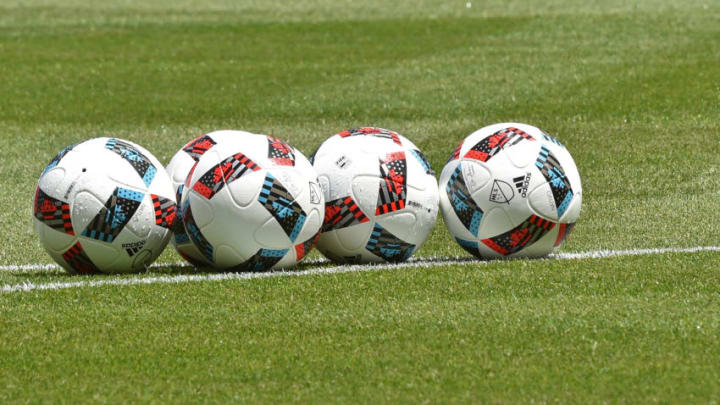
1 246 719 294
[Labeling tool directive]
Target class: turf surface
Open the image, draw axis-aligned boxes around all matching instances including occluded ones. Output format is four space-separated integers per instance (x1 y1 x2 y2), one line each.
1 0 719 402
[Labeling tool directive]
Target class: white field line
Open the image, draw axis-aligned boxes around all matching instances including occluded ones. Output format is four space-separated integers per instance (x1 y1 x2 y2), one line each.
1 245 719 294
0 263 62 272
0 258 330 273
1 259 472 294
550 246 720 259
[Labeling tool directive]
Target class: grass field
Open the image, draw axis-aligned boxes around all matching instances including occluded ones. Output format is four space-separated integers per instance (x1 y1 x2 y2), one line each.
1 0 719 402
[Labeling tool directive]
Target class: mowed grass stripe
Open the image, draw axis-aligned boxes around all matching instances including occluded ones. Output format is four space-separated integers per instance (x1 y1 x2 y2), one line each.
3 246 719 293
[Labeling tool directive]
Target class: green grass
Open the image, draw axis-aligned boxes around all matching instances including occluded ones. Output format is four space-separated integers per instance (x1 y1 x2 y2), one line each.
1 0 719 402
3 253 720 402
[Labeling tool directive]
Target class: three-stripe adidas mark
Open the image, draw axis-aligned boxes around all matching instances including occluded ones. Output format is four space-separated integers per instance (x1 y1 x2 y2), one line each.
122 240 146 257
513 173 531 198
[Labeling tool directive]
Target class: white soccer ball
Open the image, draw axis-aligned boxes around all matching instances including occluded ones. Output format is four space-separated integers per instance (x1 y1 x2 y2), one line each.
33 138 176 274
165 132 223 266
439 123 582 258
180 130 324 271
311 127 439 264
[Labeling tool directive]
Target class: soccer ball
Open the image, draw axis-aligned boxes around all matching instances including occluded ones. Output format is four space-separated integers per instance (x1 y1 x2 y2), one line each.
180 130 324 271
33 138 176 274
165 132 225 266
311 127 439 264
439 123 582 258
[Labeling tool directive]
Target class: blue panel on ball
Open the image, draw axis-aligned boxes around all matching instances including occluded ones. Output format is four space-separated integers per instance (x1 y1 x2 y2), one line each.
105 138 157 189
232 248 289 272
82 187 143 243
446 163 484 237
258 173 307 243
535 145 574 218
365 223 415 262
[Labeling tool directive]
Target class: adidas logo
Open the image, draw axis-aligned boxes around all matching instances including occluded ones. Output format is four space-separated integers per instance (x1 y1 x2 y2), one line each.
335 155 350 168
122 240 146 257
513 173 531 198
